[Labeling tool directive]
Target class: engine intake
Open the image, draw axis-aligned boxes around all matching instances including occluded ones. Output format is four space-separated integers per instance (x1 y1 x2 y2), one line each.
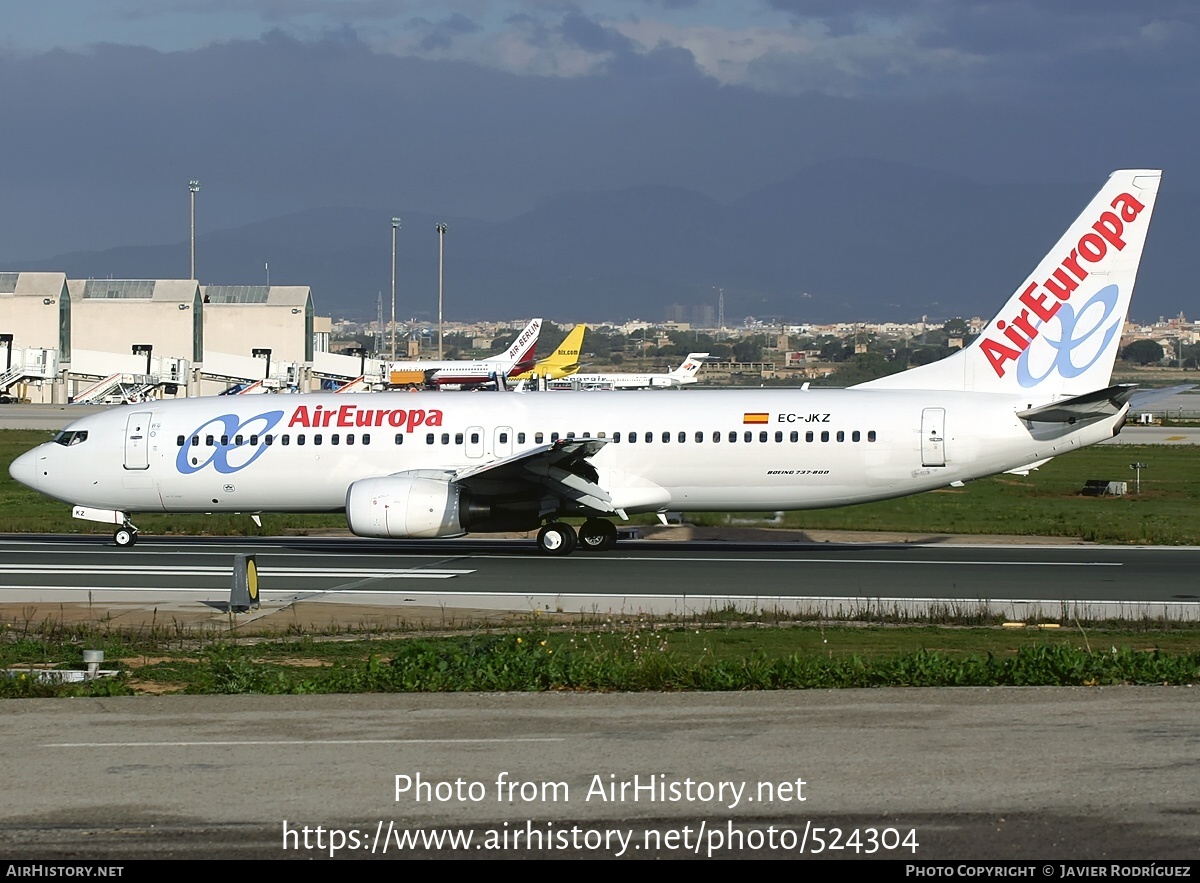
345 472 465 539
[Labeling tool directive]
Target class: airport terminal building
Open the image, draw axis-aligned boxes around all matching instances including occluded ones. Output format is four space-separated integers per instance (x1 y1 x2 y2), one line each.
0 273 337 403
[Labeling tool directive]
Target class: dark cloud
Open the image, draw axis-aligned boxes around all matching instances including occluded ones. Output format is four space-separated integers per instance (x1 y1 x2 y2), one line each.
639 0 701 9
405 13 483 53
559 12 638 55
0 27 1198 271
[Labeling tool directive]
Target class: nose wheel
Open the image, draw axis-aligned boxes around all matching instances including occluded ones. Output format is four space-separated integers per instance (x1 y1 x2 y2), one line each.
113 524 138 548
536 521 577 556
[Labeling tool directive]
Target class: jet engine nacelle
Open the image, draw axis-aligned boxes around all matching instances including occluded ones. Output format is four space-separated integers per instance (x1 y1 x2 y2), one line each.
344 472 466 539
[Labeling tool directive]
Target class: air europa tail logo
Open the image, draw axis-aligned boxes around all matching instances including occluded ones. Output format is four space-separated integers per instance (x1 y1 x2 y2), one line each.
979 191 1146 380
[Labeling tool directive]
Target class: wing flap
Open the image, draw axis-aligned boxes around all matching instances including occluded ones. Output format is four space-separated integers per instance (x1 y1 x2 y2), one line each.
453 438 614 513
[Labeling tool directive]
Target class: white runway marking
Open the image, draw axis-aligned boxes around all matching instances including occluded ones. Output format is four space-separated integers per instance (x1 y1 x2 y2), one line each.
0 565 474 578
47 738 565 748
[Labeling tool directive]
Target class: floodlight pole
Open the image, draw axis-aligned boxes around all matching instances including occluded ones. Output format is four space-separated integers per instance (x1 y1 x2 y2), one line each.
188 180 200 279
436 224 447 358
391 218 401 360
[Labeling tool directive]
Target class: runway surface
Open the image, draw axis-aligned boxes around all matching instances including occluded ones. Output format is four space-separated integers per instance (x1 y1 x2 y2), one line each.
2 533 1198 624
1 689 1196 859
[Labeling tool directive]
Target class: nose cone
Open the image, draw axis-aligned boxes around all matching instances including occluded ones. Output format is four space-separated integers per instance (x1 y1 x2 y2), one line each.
8 449 39 490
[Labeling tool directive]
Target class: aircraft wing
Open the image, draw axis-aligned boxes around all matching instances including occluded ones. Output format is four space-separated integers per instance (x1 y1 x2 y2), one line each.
1016 384 1137 423
453 437 614 513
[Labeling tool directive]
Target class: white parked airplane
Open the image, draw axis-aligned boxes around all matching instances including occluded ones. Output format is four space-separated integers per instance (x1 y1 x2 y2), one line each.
10 170 1161 555
389 318 541 387
543 353 708 390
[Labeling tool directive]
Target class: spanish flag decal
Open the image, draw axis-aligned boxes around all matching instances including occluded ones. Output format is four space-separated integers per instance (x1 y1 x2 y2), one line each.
743 413 769 425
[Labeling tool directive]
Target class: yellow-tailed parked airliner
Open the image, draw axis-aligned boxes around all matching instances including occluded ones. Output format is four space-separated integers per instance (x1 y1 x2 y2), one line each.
10 170 1162 555
511 324 586 382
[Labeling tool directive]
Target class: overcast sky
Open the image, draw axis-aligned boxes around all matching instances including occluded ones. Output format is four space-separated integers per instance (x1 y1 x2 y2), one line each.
2 1 1198 264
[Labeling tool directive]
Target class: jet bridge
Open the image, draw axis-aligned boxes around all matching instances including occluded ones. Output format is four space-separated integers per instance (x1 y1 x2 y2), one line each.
311 350 389 392
0 345 58 402
198 351 301 395
66 349 188 404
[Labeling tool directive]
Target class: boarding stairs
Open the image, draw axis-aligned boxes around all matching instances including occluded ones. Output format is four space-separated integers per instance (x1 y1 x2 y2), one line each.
71 373 160 404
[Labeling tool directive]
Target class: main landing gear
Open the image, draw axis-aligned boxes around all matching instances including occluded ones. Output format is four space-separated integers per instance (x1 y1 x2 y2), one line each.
578 518 618 551
535 519 619 555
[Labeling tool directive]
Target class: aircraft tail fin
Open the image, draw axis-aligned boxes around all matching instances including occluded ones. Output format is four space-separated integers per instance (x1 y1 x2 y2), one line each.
857 170 1162 397
540 325 586 374
485 318 542 375
669 353 709 384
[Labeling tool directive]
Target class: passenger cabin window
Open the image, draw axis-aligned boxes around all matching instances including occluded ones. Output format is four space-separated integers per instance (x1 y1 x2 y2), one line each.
535 432 544 444
455 433 464 445
868 430 877 442
426 433 435 445
394 434 404 445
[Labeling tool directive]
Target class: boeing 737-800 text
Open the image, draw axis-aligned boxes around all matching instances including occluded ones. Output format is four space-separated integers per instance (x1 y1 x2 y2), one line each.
9 170 1161 554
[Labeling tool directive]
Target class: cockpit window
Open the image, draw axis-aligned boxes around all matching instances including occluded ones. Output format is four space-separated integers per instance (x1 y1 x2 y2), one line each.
52 430 89 447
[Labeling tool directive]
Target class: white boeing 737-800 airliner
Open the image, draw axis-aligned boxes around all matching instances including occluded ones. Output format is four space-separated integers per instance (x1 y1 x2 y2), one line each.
543 353 708 390
9 170 1161 555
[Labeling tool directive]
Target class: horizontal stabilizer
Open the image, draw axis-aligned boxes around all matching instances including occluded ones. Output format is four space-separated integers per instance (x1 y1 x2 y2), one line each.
1128 384 1196 410
1016 385 1136 424
1004 458 1053 476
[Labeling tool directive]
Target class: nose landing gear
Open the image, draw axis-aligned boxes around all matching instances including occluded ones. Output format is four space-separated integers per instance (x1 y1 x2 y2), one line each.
113 521 139 548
